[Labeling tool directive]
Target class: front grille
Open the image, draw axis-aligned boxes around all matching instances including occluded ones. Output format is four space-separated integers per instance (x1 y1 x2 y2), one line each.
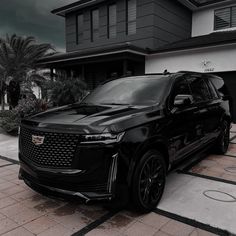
20 126 80 168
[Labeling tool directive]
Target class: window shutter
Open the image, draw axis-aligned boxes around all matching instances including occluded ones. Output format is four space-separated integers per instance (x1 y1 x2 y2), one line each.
92 9 99 41
77 14 83 44
214 8 231 30
108 4 117 38
127 0 136 35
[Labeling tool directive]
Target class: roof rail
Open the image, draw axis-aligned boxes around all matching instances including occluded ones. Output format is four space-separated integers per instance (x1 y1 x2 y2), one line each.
178 71 203 74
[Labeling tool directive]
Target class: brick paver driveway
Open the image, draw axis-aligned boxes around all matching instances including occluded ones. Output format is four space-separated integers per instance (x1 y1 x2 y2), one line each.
1 126 236 235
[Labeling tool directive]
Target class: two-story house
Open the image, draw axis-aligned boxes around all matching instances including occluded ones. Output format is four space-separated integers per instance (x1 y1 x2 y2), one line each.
38 0 236 120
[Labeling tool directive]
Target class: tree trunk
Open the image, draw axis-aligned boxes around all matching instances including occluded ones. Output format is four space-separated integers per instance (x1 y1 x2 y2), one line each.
0 79 4 111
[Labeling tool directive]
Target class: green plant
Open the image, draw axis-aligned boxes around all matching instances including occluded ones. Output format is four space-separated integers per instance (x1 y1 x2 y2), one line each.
48 76 87 106
0 98 45 135
0 34 54 110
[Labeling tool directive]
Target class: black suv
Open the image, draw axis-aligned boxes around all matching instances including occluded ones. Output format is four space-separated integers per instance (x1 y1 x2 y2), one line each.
19 72 231 212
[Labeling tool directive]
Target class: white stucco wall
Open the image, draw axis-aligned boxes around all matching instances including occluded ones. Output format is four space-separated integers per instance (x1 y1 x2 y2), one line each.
192 8 214 37
192 3 236 37
145 44 236 74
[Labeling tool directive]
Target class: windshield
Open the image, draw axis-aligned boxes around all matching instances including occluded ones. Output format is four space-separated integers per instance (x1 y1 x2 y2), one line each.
82 76 170 106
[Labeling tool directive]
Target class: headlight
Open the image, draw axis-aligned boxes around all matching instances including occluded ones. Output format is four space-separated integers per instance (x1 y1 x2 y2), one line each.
81 132 125 144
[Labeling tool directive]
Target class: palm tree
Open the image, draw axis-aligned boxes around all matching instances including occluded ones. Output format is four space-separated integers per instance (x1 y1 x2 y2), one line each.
0 34 53 110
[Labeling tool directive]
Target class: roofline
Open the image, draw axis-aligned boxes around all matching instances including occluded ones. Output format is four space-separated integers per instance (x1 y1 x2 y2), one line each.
37 49 147 65
178 0 235 10
148 41 236 56
52 0 99 17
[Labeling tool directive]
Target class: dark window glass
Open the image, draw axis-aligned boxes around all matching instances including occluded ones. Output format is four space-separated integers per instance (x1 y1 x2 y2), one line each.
108 4 117 38
207 79 219 99
83 76 170 106
214 6 236 30
91 9 99 41
189 77 211 102
126 0 136 35
77 14 83 44
170 78 191 108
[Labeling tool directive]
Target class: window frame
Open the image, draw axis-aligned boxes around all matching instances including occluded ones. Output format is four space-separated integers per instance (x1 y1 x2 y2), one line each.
214 6 236 31
107 3 117 39
91 8 99 42
76 13 84 45
188 76 212 104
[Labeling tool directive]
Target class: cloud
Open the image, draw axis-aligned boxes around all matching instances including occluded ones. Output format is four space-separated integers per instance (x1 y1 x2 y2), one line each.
0 0 76 51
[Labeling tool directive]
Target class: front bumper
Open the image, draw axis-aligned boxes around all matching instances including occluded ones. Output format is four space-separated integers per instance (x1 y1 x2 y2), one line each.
19 152 118 202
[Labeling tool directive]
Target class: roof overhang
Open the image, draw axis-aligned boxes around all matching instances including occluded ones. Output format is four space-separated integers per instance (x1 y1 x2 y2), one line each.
51 0 105 17
177 0 235 10
37 43 147 67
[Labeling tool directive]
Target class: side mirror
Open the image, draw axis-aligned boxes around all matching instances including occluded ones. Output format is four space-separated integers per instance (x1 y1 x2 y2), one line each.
174 94 193 107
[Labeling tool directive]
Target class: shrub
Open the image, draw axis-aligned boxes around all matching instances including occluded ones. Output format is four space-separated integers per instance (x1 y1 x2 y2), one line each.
0 98 46 135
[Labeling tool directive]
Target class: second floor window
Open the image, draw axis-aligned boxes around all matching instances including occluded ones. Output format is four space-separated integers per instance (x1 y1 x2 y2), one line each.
91 9 99 41
126 0 136 35
108 4 117 38
76 14 83 44
214 6 236 30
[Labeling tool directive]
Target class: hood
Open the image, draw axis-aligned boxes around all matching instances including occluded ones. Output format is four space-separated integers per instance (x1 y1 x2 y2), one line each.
22 103 163 134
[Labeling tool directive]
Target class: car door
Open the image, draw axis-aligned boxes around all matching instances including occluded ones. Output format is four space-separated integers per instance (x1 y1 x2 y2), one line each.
188 76 213 145
203 76 224 141
166 76 203 161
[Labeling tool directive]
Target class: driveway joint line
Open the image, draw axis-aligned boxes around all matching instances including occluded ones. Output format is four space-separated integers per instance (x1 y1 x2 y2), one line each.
0 163 15 168
71 210 119 236
178 170 236 186
153 208 230 236
0 155 19 165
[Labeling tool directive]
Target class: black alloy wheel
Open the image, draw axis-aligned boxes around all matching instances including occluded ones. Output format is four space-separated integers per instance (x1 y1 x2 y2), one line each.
132 150 166 212
214 120 230 154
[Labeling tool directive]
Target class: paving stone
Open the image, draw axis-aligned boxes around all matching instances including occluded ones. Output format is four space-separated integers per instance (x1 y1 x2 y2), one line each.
123 221 158 236
0 181 16 191
0 218 19 235
11 189 38 201
190 228 217 236
1 185 25 196
37 224 72 236
9 207 45 224
139 212 170 230
23 215 58 234
154 231 172 236
2 227 35 236
0 197 17 209
0 202 29 217
101 213 137 233
86 227 121 236
160 220 195 236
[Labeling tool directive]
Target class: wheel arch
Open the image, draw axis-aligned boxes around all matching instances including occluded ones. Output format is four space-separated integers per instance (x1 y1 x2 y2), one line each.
127 139 170 187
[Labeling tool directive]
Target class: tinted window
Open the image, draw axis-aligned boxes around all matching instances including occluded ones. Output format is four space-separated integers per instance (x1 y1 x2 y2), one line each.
189 77 211 102
206 79 219 99
170 78 191 108
83 76 170 106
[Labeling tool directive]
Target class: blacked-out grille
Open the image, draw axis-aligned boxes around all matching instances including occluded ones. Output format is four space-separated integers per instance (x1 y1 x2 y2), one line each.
20 126 80 168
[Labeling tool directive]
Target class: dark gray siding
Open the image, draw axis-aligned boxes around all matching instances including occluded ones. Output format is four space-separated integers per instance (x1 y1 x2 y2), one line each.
65 0 192 52
153 0 192 46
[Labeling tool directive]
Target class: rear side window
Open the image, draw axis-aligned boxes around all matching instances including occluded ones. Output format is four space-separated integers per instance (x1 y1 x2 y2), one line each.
209 77 228 98
188 77 211 103
206 79 219 99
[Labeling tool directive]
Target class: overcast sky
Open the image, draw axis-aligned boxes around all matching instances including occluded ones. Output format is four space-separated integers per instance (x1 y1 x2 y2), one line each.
0 0 77 52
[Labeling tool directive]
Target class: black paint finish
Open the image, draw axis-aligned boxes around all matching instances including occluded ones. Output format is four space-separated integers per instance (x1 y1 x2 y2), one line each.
18 72 231 210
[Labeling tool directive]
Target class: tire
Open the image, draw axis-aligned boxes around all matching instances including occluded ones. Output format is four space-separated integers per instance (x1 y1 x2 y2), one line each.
213 120 230 155
131 150 166 213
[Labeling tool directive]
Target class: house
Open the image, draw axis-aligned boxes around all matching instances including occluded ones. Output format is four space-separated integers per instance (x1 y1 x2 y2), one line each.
37 0 236 121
